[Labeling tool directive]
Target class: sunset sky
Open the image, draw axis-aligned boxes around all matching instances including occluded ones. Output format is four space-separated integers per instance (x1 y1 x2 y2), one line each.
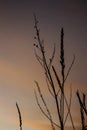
0 0 87 130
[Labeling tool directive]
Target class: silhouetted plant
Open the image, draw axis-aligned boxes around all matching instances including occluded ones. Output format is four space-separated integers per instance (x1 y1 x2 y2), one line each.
76 90 87 130
16 102 22 130
33 14 75 130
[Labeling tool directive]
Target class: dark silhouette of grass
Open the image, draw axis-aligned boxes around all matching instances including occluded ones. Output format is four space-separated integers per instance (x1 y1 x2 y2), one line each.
14 15 87 130
16 102 22 130
33 14 75 130
76 91 87 130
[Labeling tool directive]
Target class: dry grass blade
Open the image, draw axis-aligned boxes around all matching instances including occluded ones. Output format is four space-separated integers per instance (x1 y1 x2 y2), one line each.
34 89 60 128
34 81 56 130
34 49 43 67
52 65 75 129
48 44 56 69
52 65 61 88
64 85 72 125
16 102 22 130
76 91 87 130
64 55 75 82
46 77 55 97
76 91 87 115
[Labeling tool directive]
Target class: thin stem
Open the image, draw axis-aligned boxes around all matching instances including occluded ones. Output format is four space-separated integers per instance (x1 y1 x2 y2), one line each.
16 102 22 130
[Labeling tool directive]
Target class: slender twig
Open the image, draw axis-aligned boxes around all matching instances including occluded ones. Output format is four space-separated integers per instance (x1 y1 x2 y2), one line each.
46 77 55 98
52 65 61 89
34 49 43 67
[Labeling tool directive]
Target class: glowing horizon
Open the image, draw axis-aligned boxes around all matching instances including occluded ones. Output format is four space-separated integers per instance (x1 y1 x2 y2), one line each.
0 0 87 130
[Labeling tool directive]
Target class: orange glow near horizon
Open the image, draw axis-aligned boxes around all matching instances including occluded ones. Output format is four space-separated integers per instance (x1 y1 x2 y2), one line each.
0 1 87 130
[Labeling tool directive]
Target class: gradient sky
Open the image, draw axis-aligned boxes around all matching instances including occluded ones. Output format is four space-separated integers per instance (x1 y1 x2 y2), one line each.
0 0 87 130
